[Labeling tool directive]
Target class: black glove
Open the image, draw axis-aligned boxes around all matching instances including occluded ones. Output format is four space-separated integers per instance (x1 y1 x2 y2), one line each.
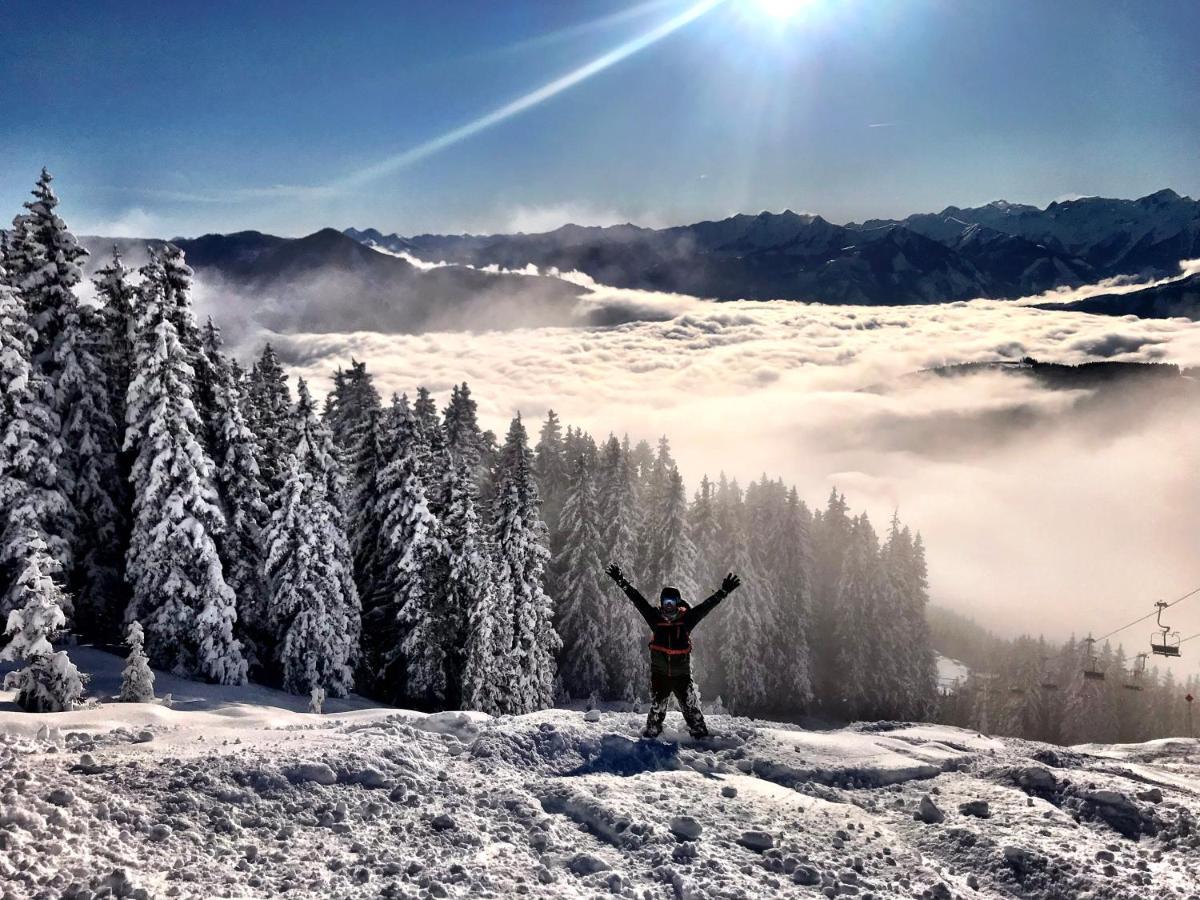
721 572 742 595
605 563 624 584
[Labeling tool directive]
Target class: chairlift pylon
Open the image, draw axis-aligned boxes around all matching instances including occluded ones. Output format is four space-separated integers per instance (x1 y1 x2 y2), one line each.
1083 636 1106 680
1151 601 1182 657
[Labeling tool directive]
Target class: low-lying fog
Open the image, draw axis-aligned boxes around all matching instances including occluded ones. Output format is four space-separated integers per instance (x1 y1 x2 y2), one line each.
196 271 1200 664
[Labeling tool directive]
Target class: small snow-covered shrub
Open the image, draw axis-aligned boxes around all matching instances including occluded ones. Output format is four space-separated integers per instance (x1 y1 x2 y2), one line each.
118 621 155 702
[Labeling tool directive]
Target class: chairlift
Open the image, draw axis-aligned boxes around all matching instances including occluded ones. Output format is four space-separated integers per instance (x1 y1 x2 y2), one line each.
1150 601 1182 657
1083 636 1105 680
1123 652 1148 692
1038 655 1059 690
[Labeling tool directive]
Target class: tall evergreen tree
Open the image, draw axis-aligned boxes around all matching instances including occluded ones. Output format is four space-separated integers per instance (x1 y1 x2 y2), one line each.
124 258 246 684
492 415 560 714
831 515 894 720
370 397 448 705
200 320 271 668
245 343 295 491
443 456 498 710
597 435 644 700
263 453 359 697
92 247 138 438
553 453 608 699
711 482 772 712
6 169 95 594
534 410 569 538
0 267 71 620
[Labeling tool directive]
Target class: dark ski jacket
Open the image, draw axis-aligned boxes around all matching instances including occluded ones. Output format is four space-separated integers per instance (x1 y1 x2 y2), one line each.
613 576 730 666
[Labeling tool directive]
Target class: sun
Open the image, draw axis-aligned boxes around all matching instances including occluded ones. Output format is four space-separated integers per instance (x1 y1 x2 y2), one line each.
749 0 809 20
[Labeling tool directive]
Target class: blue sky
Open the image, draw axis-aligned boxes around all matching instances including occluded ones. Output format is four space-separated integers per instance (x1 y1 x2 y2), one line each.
1 0 1197 238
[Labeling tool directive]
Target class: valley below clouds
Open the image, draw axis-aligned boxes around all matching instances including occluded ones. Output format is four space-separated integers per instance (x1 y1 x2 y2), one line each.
204 276 1200 655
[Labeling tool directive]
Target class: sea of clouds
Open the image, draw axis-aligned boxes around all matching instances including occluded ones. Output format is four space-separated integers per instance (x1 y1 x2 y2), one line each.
189 267 1200 659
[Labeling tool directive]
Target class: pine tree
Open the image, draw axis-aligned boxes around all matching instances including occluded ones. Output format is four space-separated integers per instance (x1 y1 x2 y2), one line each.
369 397 448 705
200 320 271 668
244 344 295 491
832 515 894 720
642 466 697 601
263 453 359 697
92 247 138 437
444 383 491 494
553 453 608 699
118 620 156 702
492 415 560 714
124 259 246 684
1 534 85 712
0 273 71 620
711 482 772 712
443 456 499 711
5 169 95 594
596 436 644 700
62 298 125 636
534 411 569 538
885 519 937 720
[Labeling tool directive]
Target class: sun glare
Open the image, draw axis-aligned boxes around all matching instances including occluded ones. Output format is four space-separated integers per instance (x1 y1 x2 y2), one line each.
751 0 808 20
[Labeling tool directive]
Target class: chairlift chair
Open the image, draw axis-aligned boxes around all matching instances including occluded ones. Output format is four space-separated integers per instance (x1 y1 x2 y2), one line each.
1151 601 1182 658
1083 636 1106 681
1038 655 1059 690
1123 653 1148 692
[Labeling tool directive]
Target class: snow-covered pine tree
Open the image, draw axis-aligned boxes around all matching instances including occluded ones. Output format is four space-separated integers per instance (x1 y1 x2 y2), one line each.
277 378 361 694
158 244 201 360
5 169 100 598
492 415 560 714
534 410 569 539
60 297 124 637
597 435 644 700
0 271 71 620
634 437 675 579
688 476 721 597
884 518 938 720
92 247 139 440
810 488 853 707
118 620 155 702
552 452 608 699
124 258 246 684
263 453 359 697
200 320 271 669
1 533 85 712
443 382 493 497
443 456 501 712
745 478 814 712
244 344 295 491
370 397 449 706
413 386 451 516
324 359 380 460
831 515 894 720
642 466 698 602
711 481 772 713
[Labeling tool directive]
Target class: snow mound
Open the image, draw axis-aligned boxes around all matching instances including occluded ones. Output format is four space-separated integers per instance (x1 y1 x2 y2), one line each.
2 649 1199 898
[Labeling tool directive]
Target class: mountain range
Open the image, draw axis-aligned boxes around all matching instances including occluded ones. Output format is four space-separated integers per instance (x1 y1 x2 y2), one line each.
78 189 1200 332
79 228 584 334
348 188 1200 308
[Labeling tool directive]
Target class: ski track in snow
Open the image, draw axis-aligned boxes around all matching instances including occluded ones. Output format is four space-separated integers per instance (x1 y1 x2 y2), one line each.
2 651 1199 899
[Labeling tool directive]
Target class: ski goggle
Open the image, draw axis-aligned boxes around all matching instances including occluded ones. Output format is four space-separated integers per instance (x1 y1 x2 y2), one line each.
661 599 680 613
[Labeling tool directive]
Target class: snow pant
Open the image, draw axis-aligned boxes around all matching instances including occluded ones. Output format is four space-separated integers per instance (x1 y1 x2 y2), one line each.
646 652 707 737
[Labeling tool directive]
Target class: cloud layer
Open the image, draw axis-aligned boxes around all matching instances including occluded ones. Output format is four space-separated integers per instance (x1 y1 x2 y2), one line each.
208 277 1200 666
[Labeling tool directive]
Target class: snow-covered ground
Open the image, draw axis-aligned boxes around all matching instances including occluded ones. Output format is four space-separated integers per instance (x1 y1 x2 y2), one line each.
2 650 1198 899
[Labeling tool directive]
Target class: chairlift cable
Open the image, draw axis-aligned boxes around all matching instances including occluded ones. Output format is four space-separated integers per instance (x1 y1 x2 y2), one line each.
1091 583 1200 643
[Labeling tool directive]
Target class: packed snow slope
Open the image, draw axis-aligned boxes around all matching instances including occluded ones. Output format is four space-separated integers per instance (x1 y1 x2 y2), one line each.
2 650 1198 900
